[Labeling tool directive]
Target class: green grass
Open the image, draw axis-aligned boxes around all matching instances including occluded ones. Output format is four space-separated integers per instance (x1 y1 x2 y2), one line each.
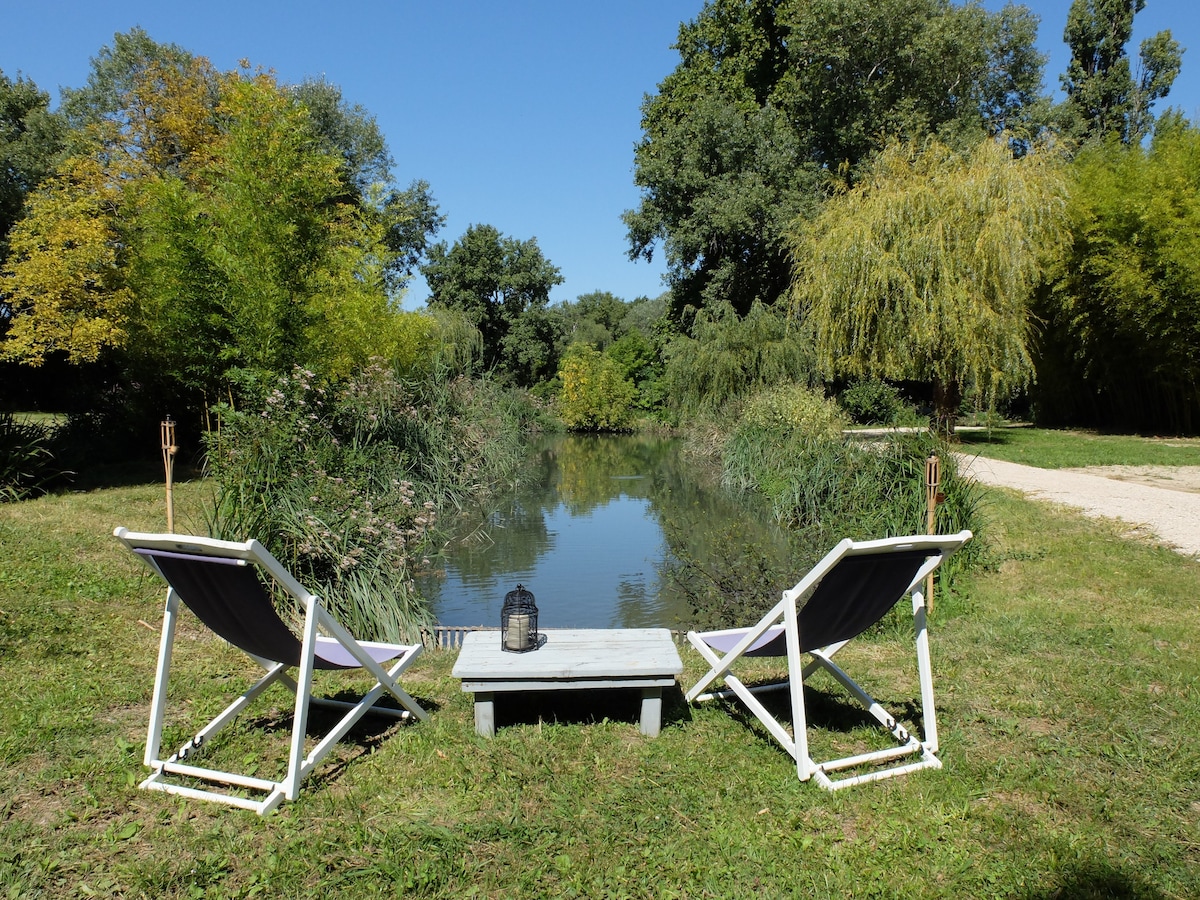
2 478 1200 897
10 411 68 427
959 426 1200 468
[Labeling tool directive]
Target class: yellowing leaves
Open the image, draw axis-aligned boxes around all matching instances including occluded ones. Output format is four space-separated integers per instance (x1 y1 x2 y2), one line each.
2 153 132 365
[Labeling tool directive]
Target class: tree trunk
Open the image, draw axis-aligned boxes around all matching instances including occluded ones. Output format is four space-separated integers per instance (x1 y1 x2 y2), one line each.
932 379 961 439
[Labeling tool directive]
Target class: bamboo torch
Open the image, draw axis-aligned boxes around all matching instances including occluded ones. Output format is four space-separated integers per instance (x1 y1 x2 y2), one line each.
925 454 942 613
161 417 177 533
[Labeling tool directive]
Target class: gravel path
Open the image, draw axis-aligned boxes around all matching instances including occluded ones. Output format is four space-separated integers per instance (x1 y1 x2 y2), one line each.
958 455 1200 558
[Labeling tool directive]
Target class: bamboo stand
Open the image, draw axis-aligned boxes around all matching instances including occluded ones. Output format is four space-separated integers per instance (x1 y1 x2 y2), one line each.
161 417 177 533
925 455 942 613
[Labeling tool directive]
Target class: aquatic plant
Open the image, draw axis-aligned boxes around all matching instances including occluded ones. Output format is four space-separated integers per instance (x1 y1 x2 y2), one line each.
204 362 537 641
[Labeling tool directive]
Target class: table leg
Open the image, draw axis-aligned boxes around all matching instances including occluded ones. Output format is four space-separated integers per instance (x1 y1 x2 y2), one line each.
474 691 495 737
640 687 663 737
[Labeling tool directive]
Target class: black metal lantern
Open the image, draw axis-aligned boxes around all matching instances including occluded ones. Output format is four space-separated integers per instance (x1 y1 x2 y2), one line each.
500 584 539 652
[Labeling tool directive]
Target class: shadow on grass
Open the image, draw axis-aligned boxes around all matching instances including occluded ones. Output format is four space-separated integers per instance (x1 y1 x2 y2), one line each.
244 690 442 786
956 430 1014 449
1019 857 1167 900
717 680 925 752
57 460 203 493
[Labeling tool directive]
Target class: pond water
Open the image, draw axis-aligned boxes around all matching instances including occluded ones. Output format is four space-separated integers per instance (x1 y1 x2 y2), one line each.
416 433 796 629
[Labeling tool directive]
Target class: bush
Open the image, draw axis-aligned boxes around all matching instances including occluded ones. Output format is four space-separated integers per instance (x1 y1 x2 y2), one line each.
740 383 847 439
838 379 908 425
677 427 984 629
0 413 61 501
557 344 637 432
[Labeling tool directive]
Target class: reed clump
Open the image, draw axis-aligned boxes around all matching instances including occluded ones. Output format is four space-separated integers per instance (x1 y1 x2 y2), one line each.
204 362 540 641
677 392 985 629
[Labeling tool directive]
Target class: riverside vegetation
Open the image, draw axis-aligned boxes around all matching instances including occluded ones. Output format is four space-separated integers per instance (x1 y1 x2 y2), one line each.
2 433 1199 896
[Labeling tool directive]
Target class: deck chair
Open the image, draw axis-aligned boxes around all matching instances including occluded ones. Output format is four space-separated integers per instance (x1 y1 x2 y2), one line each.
687 531 971 790
114 527 429 815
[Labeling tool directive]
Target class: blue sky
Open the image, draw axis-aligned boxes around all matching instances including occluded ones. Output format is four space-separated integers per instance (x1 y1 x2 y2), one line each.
1 1 1196 309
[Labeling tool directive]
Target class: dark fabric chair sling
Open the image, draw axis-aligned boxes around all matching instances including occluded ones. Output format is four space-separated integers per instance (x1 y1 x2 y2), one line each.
687 532 972 790
115 528 428 815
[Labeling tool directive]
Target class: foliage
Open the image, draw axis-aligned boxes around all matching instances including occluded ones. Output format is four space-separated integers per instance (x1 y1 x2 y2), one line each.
790 135 1070 431
0 412 61 501
204 364 538 640
0 150 134 365
292 78 445 295
567 290 626 348
662 301 815 417
838 379 910 426
127 67 380 392
421 223 563 379
424 306 485 377
606 328 664 411
626 0 1048 317
1059 0 1183 145
702 429 983 627
556 344 637 432
1034 117 1200 433
499 304 567 388
0 69 65 270
626 85 821 318
57 27 199 132
1 30 444 431
739 383 847 441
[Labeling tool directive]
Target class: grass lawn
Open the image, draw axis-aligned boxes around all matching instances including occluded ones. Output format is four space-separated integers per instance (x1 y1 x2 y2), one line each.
959 426 1200 468
2 477 1199 897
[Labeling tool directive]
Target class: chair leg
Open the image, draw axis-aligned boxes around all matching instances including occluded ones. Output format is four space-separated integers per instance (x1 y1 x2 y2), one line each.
144 589 180 769
913 590 939 753
284 596 322 801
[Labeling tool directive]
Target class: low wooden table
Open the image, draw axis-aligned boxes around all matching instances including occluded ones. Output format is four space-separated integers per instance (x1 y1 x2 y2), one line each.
452 628 683 737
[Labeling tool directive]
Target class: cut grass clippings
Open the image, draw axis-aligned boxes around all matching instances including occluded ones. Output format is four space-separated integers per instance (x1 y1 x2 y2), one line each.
1 479 1199 897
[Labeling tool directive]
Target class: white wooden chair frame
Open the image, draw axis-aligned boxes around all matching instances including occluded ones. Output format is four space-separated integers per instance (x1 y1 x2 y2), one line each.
687 532 971 790
115 528 429 815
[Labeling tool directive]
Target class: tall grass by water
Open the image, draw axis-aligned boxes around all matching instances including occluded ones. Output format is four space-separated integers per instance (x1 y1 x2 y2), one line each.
673 388 985 630
204 363 542 642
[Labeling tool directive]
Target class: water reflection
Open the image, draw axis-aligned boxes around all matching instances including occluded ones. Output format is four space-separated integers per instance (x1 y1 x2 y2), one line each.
417 433 794 629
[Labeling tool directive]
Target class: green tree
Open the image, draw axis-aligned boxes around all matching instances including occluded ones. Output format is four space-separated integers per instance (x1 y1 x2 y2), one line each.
500 303 567 388
128 68 396 390
1035 115 1200 432
421 223 563 374
607 329 664 411
2 42 431 401
1060 0 1183 145
0 70 65 272
293 79 444 295
663 301 814 416
790 136 1070 433
626 0 1048 320
557 343 637 432
57 27 200 132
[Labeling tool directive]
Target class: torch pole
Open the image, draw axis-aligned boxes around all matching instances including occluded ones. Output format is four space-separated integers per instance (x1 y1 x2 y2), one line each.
161 417 177 533
925 454 941 613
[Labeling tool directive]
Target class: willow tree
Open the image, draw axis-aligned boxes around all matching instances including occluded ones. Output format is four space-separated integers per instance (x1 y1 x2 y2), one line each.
789 136 1069 434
